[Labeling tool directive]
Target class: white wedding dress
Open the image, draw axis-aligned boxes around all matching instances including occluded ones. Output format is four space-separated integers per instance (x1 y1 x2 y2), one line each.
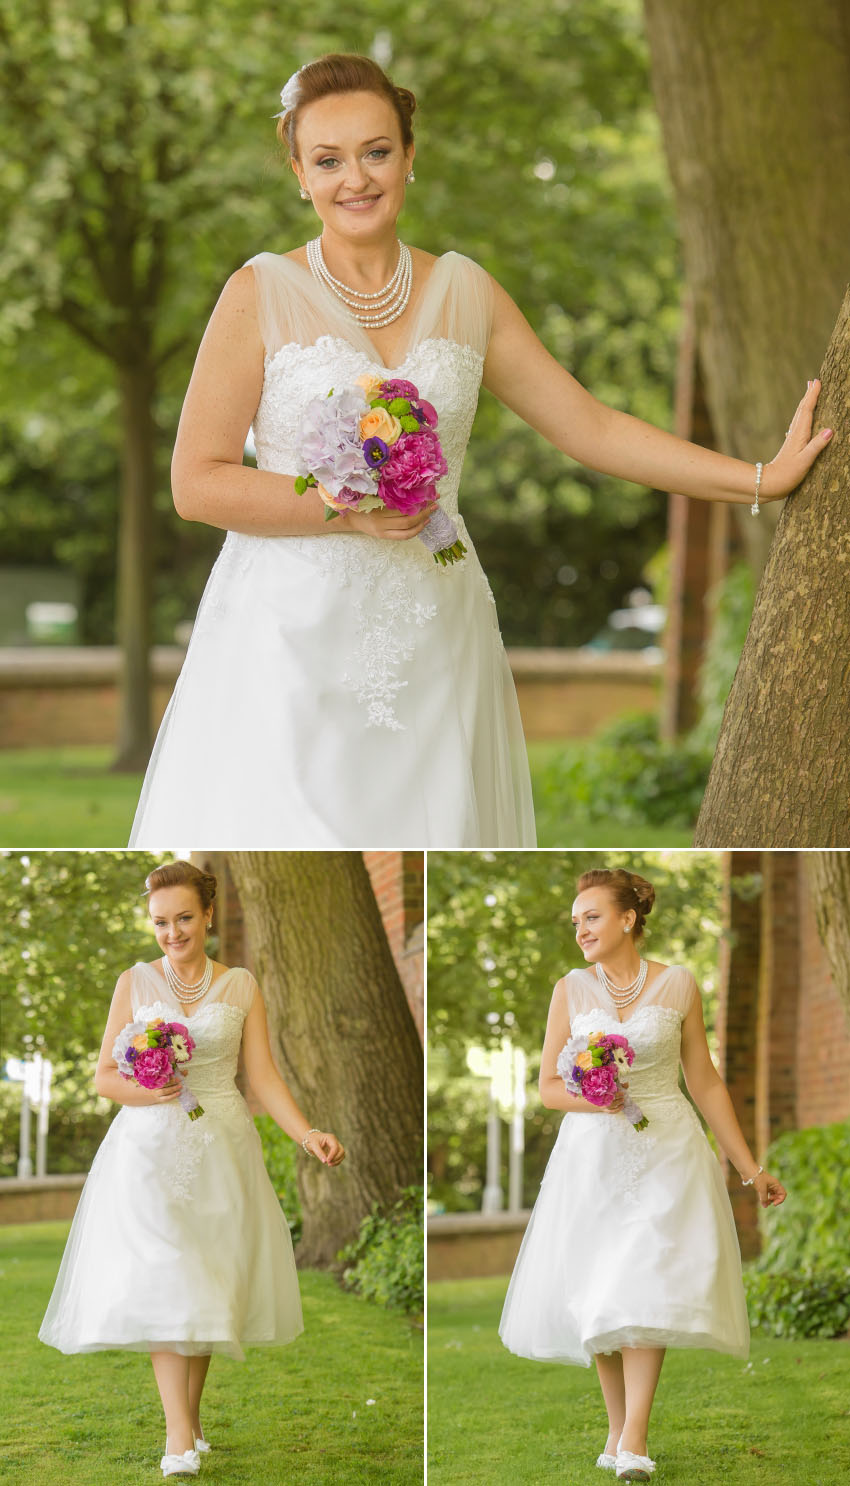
499 967 750 1364
129 250 536 848
38 963 303 1360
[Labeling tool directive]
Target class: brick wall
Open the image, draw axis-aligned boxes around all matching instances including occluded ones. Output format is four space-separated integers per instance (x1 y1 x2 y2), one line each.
796 870 850 1126
716 851 762 1255
363 850 424 1039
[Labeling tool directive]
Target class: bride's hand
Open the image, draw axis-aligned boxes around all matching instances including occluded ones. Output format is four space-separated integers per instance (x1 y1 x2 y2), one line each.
304 1130 346 1166
149 1077 184 1104
345 500 439 541
759 378 834 501
752 1169 787 1207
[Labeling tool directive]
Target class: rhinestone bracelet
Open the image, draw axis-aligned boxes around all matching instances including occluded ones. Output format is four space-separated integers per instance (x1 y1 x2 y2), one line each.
741 1164 764 1186
301 1127 320 1153
751 462 763 516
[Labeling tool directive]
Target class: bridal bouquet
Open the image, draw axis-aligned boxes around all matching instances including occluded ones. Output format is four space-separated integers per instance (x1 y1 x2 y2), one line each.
113 1017 204 1120
294 375 467 565
557 1030 648 1131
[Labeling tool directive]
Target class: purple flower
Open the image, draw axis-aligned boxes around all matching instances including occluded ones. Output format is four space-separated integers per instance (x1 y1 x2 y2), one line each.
379 377 418 400
379 429 449 514
364 435 390 468
415 399 438 427
334 484 368 508
296 387 376 498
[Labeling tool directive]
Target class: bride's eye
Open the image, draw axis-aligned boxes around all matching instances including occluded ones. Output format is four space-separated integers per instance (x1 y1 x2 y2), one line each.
318 156 339 169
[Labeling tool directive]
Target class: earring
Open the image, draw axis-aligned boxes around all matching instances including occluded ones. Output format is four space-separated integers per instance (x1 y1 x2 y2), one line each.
623 926 630 934
405 169 415 184
299 186 310 200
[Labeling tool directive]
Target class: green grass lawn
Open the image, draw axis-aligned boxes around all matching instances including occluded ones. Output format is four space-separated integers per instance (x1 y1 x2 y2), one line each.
0 744 693 848
428 1277 850 1485
0 748 140 846
0 1221 422 1484
527 741 695 848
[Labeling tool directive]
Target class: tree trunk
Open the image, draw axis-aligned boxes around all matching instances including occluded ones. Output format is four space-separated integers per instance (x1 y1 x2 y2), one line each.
694 286 850 844
642 0 850 575
804 853 850 1025
112 359 155 770
227 851 423 1266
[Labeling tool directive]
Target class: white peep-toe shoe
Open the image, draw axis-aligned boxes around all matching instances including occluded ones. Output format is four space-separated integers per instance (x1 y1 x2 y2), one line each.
615 1448 656 1481
160 1439 200 1477
193 1431 211 1454
596 1450 618 1470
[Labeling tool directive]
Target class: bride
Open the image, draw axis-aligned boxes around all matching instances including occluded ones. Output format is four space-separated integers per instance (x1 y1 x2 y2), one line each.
129 52 832 849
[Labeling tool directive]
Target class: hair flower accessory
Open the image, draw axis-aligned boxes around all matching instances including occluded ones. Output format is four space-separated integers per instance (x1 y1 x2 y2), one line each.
272 68 305 119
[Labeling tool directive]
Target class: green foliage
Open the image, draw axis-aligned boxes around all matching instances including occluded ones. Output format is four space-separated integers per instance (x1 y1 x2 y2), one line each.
744 1120 850 1339
338 1186 423 1315
254 1113 303 1244
532 712 713 836
0 849 169 1175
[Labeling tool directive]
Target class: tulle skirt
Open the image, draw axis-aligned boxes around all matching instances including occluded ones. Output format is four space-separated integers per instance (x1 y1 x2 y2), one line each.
499 1095 750 1365
38 1093 303 1361
129 521 536 849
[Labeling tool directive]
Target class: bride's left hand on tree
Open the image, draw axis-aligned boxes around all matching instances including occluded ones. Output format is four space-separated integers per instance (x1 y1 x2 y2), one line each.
761 378 834 500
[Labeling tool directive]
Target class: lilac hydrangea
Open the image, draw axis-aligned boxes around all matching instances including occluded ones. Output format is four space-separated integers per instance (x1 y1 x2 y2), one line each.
296 387 377 498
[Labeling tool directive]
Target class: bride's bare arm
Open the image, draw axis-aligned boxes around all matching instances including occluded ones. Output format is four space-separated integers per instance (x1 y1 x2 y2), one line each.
240 985 344 1165
93 971 183 1106
538 978 624 1114
482 275 832 505
679 992 785 1207
170 267 436 541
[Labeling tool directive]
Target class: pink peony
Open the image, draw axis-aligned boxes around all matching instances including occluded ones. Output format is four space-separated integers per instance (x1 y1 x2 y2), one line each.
580 1064 618 1106
132 1046 175 1089
379 429 449 514
415 399 438 427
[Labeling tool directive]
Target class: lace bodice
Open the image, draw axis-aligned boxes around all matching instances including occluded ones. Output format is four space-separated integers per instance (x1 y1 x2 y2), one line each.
562 965 701 1120
129 962 256 1101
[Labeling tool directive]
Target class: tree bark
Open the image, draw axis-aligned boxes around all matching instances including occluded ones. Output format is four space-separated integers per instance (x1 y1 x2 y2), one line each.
694 285 850 844
227 852 423 1266
804 853 850 1025
642 0 850 575
112 359 155 770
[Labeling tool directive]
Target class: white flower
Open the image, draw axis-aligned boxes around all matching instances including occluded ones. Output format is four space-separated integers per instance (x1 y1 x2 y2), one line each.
273 68 304 119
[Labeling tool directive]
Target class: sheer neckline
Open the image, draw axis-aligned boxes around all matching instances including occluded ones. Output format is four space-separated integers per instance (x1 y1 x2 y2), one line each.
576 963 677 1025
134 960 240 1021
268 249 458 370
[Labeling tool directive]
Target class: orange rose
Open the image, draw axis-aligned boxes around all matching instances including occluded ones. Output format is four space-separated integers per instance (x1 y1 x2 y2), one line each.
131 1034 149 1052
360 407 402 445
355 373 385 401
575 1050 593 1071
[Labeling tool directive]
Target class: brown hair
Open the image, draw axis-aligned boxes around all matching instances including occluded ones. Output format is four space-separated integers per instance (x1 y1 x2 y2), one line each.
575 868 656 942
276 53 416 162
143 861 217 914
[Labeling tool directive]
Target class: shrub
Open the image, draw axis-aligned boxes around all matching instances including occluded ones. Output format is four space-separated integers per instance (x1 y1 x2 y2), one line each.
743 1119 850 1338
534 711 712 831
338 1186 423 1315
255 1114 302 1245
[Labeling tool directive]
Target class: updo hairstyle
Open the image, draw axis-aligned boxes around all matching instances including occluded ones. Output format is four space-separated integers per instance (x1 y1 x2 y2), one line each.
276 53 416 163
575 868 656 943
143 861 217 915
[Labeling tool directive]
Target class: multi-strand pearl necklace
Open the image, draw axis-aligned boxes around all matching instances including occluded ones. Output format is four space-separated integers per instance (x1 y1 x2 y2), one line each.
306 235 413 328
595 957 648 1009
163 953 213 1005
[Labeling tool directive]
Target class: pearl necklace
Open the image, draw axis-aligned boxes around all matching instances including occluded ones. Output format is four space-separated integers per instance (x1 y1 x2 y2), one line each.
595 958 648 1008
307 236 413 328
163 953 213 1004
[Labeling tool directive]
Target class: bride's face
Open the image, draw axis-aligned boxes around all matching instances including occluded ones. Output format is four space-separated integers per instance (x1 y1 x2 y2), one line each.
148 886 209 965
571 889 634 963
292 90 414 243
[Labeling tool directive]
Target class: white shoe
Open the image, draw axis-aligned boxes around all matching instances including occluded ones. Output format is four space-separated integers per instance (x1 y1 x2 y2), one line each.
193 1432 211 1454
615 1448 656 1480
160 1441 200 1477
596 1451 618 1470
